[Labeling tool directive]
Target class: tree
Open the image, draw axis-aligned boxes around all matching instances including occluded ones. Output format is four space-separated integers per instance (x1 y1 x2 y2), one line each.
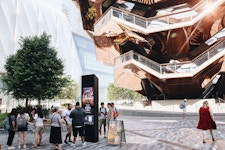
86 7 97 21
56 79 79 100
3 33 68 107
85 6 97 31
106 83 145 101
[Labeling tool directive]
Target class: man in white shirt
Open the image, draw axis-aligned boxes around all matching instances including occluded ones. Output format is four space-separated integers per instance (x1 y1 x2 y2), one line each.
99 102 107 138
62 103 73 144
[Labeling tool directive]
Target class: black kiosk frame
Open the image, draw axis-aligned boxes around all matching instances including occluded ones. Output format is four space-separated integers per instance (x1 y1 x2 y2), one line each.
81 74 99 142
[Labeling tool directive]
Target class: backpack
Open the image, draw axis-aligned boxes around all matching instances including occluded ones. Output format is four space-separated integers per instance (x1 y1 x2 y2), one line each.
3 117 10 130
17 115 27 128
113 107 118 117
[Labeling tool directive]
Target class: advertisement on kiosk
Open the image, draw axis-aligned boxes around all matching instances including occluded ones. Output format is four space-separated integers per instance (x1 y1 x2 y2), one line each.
82 87 94 125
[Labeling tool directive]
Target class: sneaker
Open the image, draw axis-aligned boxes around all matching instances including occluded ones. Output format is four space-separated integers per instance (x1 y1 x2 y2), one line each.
23 145 27 149
32 145 37 148
70 143 76 148
82 142 87 147
69 140 73 143
8 146 15 150
18 145 21 149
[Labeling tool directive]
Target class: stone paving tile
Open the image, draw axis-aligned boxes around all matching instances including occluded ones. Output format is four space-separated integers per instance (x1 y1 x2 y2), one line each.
1 113 225 150
123 115 225 150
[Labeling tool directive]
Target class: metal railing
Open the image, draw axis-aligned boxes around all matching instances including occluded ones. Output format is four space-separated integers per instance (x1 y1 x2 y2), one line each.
114 40 225 74
94 0 224 33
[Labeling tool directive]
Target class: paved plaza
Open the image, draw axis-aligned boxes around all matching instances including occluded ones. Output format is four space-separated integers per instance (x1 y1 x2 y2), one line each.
1 110 225 150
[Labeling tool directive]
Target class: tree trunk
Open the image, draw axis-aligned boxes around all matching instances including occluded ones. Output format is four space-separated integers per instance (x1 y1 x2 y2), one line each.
38 99 41 106
25 98 28 107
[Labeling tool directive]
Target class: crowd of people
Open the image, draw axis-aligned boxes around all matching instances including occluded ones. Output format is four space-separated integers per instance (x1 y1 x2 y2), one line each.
98 102 120 138
5 100 217 149
6 102 87 150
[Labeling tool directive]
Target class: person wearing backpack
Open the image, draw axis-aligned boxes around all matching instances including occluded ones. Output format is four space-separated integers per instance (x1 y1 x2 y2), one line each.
111 102 119 120
98 102 107 138
17 108 30 149
7 108 18 150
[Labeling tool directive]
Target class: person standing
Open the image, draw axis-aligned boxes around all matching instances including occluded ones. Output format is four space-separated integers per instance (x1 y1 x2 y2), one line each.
69 102 87 148
62 103 73 144
30 108 36 132
111 102 119 120
197 101 216 143
33 107 44 148
31 108 36 118
99 102 107 138
7 108 18 150
106 103 113 128
17 108 30 149
181 99 187 118
49 107 64 150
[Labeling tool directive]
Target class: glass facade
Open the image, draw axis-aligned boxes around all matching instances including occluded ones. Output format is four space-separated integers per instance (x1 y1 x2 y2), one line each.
72 33 114 101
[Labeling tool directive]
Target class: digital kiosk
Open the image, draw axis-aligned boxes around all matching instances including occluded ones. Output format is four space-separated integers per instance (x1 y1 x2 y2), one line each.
82 74 99 142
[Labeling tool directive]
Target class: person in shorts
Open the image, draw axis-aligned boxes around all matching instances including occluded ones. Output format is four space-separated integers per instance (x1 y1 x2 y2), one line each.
98 102 107 138
69 102 86 148
17 108 30 149
33 107 45 148
181 99 187 118
62 103 73 144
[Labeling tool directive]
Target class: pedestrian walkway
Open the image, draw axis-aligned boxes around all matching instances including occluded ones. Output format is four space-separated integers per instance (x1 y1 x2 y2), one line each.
1 111 225 150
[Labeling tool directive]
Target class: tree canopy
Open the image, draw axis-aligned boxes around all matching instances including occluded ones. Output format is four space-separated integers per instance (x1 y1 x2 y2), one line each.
106 83 145 101
56 79 79 100
3 33 68 106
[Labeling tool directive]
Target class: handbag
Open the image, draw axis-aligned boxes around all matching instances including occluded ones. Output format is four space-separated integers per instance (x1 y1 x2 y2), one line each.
212 121 217 129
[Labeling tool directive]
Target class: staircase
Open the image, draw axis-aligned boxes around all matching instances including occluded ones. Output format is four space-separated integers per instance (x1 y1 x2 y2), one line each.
94 0 225 34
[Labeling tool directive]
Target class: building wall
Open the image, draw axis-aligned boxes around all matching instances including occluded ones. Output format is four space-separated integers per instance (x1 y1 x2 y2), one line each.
73 33 114 101
0 0 83 112
40 0 114 101
0 0 82 81
0 0 114 112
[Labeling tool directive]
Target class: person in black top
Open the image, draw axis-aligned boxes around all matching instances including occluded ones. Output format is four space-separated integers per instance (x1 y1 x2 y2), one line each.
7 108 18 150
69 102 87 148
